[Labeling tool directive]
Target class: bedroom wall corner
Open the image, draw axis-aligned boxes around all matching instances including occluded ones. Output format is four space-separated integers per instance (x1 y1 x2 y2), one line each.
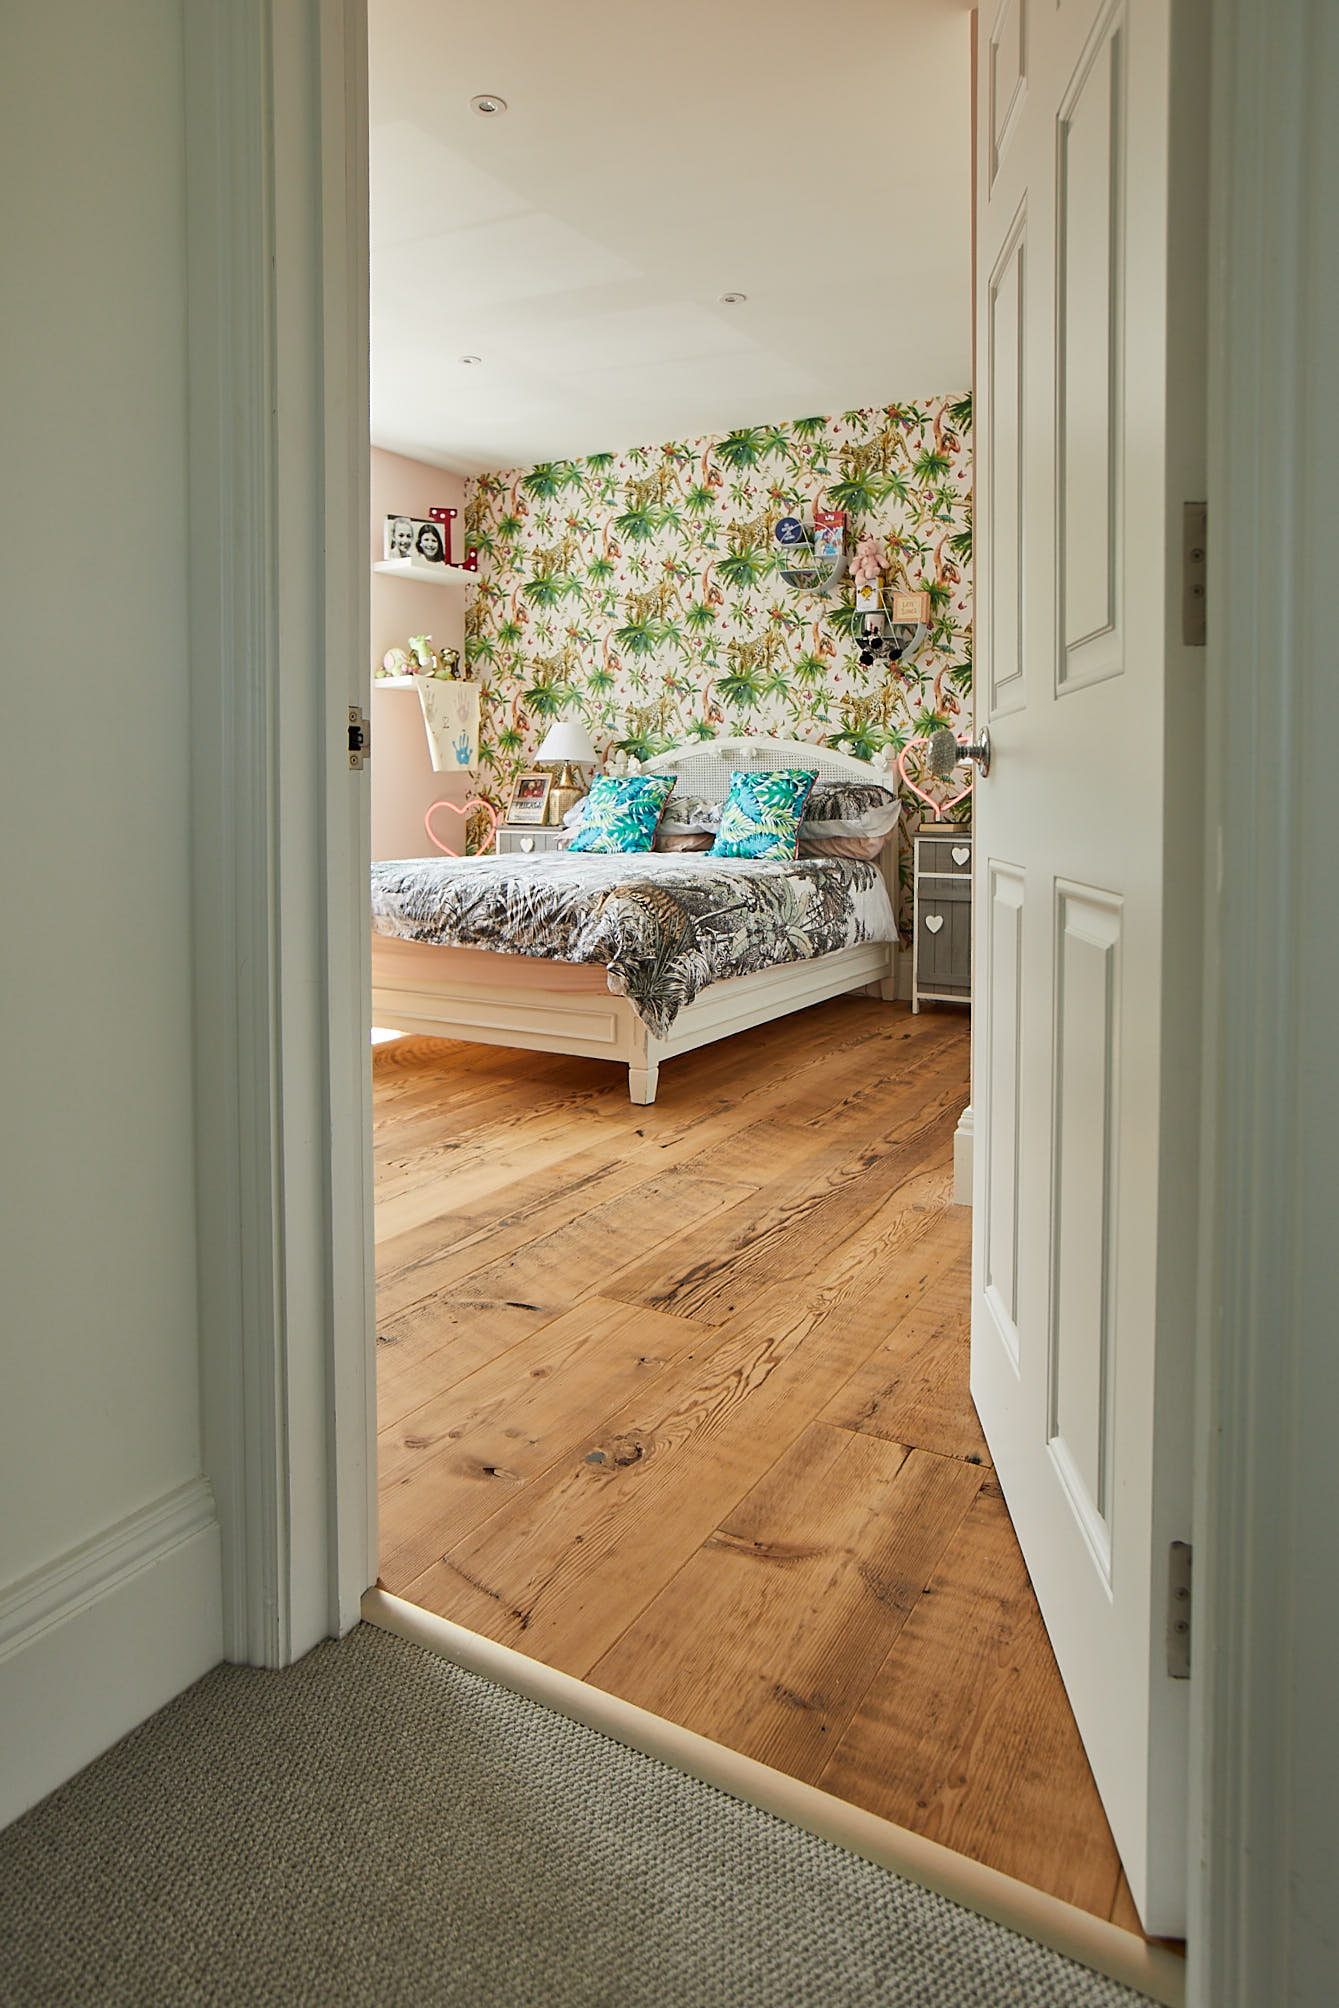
370 448 468 859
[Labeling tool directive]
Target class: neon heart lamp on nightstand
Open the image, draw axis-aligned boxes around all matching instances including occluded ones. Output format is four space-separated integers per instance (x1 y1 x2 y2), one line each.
425 797 497 856
896 725 990 817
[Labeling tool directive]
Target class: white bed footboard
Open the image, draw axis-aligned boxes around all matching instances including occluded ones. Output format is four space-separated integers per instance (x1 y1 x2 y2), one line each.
372 732 901 1102
371 936 895 1104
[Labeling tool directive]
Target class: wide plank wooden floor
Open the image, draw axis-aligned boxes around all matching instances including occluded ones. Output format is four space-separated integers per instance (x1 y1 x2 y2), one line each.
373 1000 1137 1932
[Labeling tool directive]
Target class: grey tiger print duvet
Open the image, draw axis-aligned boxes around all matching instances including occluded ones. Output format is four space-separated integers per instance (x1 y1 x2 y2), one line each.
370 849 896 1038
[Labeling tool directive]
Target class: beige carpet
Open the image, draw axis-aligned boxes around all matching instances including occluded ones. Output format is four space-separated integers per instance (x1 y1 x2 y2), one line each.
0 1624 1151 2006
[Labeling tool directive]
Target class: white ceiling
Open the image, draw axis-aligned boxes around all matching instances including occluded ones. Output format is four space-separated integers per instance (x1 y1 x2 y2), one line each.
368 0 973 476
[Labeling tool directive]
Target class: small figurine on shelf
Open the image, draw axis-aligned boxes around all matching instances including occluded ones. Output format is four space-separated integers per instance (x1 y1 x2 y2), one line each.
375 635 469 680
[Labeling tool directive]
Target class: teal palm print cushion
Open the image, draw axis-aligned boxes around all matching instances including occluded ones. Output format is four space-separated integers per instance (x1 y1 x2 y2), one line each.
567 773 676 853
709 768 818 860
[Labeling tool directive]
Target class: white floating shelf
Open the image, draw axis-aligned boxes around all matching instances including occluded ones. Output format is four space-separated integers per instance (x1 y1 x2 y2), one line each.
373 675 476 690
373 558 476 584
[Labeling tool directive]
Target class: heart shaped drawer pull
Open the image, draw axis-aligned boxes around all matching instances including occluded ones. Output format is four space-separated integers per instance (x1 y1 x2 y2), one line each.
520 836 535 852
952 845 970 866
924 913 945 934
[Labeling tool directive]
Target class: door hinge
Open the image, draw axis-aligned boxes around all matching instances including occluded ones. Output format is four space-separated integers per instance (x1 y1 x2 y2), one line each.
1182 502 1207 647
1167 1539 1192 1679
347 705 370 771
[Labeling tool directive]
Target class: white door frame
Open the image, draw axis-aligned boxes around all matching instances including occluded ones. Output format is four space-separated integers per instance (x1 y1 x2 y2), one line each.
1190 3 1339 2002
186 0 1338 1994
186 0 374 1667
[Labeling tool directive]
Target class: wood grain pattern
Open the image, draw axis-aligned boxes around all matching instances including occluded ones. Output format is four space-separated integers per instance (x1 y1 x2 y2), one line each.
820 1268 991 1466
379 1297 706 1582
816 1487 1125 1919
396 1281 899 1673
590 1429 985 1782
612 1094 966 1325
373 999 1152 1939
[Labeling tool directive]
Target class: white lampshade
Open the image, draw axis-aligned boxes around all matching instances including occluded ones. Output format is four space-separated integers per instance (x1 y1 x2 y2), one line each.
536 719 598 765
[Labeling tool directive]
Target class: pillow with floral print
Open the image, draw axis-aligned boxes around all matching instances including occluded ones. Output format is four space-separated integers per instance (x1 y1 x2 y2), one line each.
566 772 676 853
803 780 898 823
708 768 818 861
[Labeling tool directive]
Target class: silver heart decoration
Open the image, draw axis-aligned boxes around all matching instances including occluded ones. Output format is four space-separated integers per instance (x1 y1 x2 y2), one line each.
952 845 970 866
925 914 945 934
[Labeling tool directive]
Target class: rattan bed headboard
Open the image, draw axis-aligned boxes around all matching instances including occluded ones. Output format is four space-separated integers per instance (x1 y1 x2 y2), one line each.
634 735 894 803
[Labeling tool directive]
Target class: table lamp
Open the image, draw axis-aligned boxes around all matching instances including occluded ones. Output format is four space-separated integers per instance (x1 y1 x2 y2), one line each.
536 719 598 825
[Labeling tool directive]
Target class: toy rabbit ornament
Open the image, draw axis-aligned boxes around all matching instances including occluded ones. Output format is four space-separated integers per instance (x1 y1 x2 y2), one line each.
850 535 886 590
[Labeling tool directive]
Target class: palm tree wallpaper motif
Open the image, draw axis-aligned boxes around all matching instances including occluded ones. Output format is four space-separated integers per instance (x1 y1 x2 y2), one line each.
463 395 972 934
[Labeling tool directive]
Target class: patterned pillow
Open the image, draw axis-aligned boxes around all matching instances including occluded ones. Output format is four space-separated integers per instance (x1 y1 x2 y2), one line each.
803 781 898 824
659 794 722 832
709 769 818 860
567 773 675 853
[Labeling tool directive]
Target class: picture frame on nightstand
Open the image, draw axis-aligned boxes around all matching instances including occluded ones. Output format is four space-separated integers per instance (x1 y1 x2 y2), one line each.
505 771 552 825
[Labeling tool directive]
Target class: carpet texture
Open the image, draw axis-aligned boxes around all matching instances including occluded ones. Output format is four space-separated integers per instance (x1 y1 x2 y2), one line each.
0 1624 1151 2006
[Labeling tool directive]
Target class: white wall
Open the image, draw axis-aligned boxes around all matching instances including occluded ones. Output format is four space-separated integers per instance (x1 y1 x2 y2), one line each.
370 448 468 859
0 0 221 1824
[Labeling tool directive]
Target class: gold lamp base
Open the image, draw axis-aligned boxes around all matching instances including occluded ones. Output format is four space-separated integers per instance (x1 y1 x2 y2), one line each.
545 761 586 826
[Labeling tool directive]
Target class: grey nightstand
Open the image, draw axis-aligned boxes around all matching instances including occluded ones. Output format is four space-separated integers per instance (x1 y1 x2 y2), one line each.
495 823 568 857
912 827 972 1011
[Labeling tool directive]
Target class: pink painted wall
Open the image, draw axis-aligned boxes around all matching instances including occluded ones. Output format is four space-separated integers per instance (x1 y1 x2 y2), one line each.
370 447 468 860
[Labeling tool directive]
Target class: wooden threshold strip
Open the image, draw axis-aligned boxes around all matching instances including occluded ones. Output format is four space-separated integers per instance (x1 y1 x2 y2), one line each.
361 1587 1184 2008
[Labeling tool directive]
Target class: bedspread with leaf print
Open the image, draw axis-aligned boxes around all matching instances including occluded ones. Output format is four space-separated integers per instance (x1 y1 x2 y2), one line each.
370 851 896 1039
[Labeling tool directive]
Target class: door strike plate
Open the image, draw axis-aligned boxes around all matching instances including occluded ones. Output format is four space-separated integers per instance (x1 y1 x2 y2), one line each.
1182 503 1207 647
1167 1539 1192 1679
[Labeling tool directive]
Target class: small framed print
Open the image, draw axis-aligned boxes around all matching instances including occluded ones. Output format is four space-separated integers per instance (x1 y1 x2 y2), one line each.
506 771 552 825
890 589 932 625
383 514 448 566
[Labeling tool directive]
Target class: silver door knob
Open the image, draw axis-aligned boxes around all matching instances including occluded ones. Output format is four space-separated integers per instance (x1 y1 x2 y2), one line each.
927 725 991 779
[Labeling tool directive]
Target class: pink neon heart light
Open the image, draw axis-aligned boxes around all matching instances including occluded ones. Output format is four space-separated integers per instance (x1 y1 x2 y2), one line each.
425 797 498 856
896 737 974 818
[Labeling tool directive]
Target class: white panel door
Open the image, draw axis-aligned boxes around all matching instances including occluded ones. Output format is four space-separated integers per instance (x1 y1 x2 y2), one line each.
971 0 1206 1937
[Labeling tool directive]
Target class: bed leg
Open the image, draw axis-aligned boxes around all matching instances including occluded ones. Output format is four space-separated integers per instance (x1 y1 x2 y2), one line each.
627 1060 659 1105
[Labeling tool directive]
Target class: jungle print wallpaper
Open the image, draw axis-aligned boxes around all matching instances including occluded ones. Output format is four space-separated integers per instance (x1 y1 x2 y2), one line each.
462 394 972 932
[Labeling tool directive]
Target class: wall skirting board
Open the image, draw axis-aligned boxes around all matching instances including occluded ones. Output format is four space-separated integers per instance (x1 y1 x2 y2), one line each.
954 1104 973 1205
0 1480 222 1827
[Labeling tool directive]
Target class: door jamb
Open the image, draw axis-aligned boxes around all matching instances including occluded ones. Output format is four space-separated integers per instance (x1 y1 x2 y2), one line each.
186 0 373 1668
1192 2 1339 2000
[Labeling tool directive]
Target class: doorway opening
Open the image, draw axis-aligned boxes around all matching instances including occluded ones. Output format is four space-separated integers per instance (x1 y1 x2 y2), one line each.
358 0 1197 1970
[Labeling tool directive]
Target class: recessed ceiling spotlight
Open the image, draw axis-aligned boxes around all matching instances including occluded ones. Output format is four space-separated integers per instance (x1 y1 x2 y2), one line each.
470 93 507 117
459 354 483 366
718 291 748 305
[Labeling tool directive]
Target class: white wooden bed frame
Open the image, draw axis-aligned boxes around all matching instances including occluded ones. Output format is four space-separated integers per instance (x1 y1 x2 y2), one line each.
370 736 900 1103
